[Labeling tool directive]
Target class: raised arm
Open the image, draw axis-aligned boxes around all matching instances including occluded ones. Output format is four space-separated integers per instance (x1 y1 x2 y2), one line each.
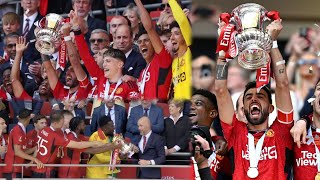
135 0 163 53
267 20 293 113
168 0 191 46
10 37 27 98
61 23 89 87
41 54 58 91
214 52 235 125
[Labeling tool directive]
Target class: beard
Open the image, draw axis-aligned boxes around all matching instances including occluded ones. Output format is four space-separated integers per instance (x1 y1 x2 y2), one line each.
244 108 269 126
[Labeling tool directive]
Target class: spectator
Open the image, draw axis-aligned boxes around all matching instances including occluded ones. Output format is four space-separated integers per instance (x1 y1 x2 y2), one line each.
126 99 164 145
0 12 20 53
123 3 141 40
90 29 110 55
71 0 107 44
0 117 8 178
90 99 127 135
109 15 130 46
136 116 165 179
114 24 146 81
164 99 190 154
235 93 247 124
86 116 122 178
19 0 42 65
3 109 43 179
31 110 104 178
169 0 192 100
135 0 172 102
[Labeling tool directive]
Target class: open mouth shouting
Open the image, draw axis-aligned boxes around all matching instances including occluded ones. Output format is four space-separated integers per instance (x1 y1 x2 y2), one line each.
189 111 197 123
250 103 261 119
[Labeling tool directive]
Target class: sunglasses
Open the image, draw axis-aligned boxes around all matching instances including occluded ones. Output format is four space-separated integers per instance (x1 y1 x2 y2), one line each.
297 59 318 65
6 43 16 48
160 3 170 10
89 38 106 43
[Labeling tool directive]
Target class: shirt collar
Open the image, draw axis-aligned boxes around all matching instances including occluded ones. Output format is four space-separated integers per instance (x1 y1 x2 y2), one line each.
18 122 26 134
169 112 183 121
144 130 152 139
24 12 38 24
71 131 78 138
125 49 133 58
105 104 115 110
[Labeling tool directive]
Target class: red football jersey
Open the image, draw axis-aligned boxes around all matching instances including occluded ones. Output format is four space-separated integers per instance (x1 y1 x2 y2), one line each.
25 129 38 177
74 33 139 102
32 126 70 174
221 114 293 180
3 123 27 173
0 134 8 177
58 131 86 178
294 128 320 180
137 47 172 101
52 81 89 101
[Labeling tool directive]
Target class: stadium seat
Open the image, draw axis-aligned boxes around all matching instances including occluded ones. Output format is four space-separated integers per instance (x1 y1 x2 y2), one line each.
157 103 169 118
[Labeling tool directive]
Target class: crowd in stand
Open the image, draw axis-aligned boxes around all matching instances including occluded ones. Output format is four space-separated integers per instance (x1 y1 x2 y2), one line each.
0 0 193 178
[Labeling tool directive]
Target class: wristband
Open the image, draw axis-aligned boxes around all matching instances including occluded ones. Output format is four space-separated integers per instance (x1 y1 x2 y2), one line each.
276 60 286 66
272 41 278 49
64 36 72 42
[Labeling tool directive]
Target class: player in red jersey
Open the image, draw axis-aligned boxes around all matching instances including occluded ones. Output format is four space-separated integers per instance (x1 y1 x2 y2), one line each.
135 0 172 102
31 110 105 177
70 18 139 104
3 109 43 179
0 117 8 178
288 80 320 180
24 115 47 177
10 37 52 102
215 20 294 180
58 117 121 178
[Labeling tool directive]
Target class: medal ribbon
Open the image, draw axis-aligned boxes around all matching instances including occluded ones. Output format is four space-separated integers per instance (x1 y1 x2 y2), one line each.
104 79 122 100
248 133 266 170
140 63 151 95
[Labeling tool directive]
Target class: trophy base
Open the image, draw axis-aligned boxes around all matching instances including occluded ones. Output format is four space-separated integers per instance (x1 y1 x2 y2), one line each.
238 47 270 70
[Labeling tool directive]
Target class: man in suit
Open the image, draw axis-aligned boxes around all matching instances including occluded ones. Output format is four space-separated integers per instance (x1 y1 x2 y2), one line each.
136 116 165 179
126 99 164 145
71 0 107 45
19 0 42 64
114 24 146 82
90 99 127 135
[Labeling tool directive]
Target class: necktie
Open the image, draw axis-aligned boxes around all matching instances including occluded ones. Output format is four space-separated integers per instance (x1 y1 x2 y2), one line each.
23 18 30 37
107 108 112 117
143 136 147 150
144 108 148 116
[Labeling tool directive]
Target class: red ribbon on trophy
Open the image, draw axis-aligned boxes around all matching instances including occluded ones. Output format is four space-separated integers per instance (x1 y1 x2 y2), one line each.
256 61 271 92
57 18 70 71
109 134 121 171
216 13 239 61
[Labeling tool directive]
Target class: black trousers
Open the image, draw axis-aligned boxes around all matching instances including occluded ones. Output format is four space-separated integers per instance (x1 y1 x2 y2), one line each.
31 170 56 178
3 173 22 180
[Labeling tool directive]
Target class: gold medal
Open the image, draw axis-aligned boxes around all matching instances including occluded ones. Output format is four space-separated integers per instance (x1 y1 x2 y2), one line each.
315 172 320 180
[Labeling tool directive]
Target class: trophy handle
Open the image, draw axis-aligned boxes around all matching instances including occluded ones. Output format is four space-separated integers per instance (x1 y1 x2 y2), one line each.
266 11 280 21
219 13 231 23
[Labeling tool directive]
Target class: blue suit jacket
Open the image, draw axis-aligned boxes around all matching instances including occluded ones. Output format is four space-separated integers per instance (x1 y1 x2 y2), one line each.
19 13 42 63
136 132 165 179
90 104 127 135
126 104 164 145
124 50 146 79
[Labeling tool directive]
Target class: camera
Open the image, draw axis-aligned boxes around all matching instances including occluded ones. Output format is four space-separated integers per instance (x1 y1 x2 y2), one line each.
190 125 213 158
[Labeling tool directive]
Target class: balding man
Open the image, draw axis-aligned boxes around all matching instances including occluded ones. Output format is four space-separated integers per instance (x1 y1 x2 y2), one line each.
109 16 129 42
114 24 146 82
136 116 165 179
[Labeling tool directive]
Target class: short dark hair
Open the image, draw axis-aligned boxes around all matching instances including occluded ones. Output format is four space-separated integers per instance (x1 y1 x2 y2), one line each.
4 32 19 46
136 27 148 39
99 115 112 128
18 108 32 119
33 115 47 124
69 117 85 132
243 81 272 104
50 110 64 123
192 89 218 111
103 47 126 64
170 21 180 31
